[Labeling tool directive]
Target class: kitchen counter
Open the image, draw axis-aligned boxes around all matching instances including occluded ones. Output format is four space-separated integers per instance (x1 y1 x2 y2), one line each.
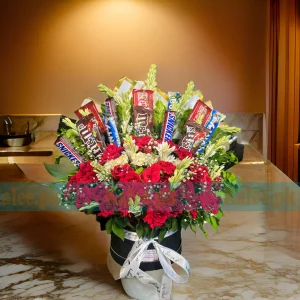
0 146 299 299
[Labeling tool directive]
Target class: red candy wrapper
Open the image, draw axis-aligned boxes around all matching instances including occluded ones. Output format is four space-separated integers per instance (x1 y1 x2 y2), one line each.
76 114 106 159
75 101 106 133
133 89 154 110
188 100 212 127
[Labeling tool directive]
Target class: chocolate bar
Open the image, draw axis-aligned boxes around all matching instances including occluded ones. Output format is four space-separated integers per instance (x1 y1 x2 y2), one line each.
133 106 153 137
75 101 106 133
179 120 210 152
104 115 121 146
54 136 85 166
76 114 106 159
188 100 212 127
197 110 226 153
167 92 181 111
133 89 154 110
105 97 118 124
133 89 154 136
161 111 176 141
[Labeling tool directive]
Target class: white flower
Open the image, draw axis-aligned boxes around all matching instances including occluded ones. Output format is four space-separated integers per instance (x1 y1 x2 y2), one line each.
104 154 129 171
131 152 154 167
154 142 176 161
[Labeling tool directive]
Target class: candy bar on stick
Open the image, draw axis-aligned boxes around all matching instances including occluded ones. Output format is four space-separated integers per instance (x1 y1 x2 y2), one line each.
54 136 85 166
197 110 226 153
75 101 106 133
76 114 106 159
105 97 119 124
188 100 213 127
133 89 154 137
167 92 181 111
80 97 102 112
179 120 210 153
161 111 176 141
103 115 121 147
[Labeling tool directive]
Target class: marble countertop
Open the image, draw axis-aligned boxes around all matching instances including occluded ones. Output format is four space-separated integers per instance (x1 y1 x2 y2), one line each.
0 146 300 299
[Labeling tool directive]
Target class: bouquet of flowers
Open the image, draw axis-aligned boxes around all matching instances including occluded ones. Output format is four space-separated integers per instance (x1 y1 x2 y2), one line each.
46 64 241 300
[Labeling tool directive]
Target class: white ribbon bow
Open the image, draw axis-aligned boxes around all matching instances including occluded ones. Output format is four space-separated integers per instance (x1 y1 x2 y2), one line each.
119 230 190 300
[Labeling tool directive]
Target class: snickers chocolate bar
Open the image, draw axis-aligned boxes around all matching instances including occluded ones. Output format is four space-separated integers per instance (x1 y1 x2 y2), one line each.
76 114 106 159
161 111 176 141
54 136 85 166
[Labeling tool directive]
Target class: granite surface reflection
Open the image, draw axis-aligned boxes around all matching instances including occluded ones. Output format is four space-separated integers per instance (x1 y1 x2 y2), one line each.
0 145 299 299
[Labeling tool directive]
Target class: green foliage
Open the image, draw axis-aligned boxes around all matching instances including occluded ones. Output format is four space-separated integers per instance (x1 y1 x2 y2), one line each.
176 108 192 134
153 100 167 136
106 218 112 234
44 160 77 181
112 221 125 241
145 64 157 90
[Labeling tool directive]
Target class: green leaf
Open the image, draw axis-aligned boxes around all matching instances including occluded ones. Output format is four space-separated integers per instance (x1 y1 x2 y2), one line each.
190 223 197 233
136 222 143 238
199 222 207 237
54 155 65 165
114 217 127 228
158 227 167 242
112 222 125 241
106 219 112 234
214 210 224 219
44 160 77 180
143 222 150 238
171 218 178 232
210 216 219 230
181 218 189 230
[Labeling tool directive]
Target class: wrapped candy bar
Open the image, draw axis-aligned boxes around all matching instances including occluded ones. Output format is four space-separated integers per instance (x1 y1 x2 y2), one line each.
179 120 210 152
54 136 85 166
167 92 181 111
188 100 212 127
105 97 118 124
161 111 176 141
75 101 106 133
80 97 102 112
133 89 154 136
104 115 121 147
197 110 226 153
76 114 106 159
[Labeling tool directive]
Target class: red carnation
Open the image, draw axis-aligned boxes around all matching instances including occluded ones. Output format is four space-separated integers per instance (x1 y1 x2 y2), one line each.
120 170 141 182
143 207 171 229
99 144 124 165
69 162 98 183
199 192 221 214
111 164 132 180
176 148 193 160
141 163 161 182
190 210 198 219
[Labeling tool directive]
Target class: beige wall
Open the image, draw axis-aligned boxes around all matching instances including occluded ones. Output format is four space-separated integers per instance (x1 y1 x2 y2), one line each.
0 0 267 116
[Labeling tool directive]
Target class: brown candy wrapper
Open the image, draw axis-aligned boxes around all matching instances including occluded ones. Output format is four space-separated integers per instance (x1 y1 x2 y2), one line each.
133 89 154 136
133 106 153 137
179 120 210 153
76 114 106 159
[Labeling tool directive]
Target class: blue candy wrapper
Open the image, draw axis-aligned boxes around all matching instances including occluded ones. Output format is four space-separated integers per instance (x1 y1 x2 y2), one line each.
104 115 121 147
167 92 181 111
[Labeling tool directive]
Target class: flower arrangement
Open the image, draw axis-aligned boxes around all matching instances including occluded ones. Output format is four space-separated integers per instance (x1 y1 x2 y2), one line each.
46 64 241 299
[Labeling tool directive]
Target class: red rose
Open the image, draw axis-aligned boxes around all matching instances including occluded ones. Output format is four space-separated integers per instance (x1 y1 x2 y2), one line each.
158 161 176 175
99 144 124 165
143 207 171 229
176 148 193 160
75 185 93 209
141 163 161 182
190 210 198 219
111 164 132 180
